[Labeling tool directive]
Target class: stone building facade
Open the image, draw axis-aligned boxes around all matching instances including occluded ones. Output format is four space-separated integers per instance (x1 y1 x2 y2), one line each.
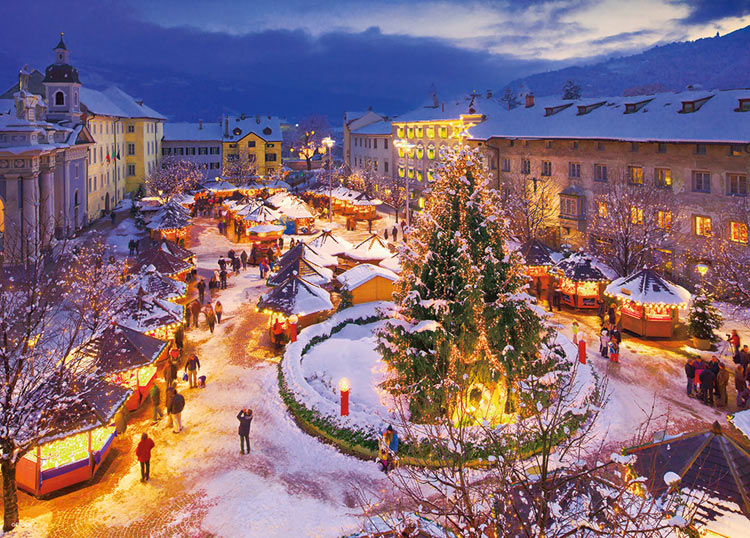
162 121 223 178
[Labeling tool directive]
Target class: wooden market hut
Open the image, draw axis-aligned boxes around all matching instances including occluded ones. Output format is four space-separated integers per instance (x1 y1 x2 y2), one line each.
16 381 132 496
277 199 317 234
553 252 611 309
246 223 285 249
146 200 191 242
604 268 691 338
268 256 334 287
625 421 750 535
350 192 382 222
127 264 188 302
337 263 398 304
519 238 560 299
338 234 393 271
153 238 195 265
199 178 240 199
276 241 338 270
82 324 169 411
309 230 353 257
116 291 185 341
135 246 194 281
257 274 334 330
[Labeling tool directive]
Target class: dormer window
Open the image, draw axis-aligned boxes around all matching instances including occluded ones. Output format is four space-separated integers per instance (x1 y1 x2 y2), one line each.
680 95 712 114
263 127 272 135
544 103 573 117
576 101 606 115
624 98 653 114
682 102 695 113
738 98 750 112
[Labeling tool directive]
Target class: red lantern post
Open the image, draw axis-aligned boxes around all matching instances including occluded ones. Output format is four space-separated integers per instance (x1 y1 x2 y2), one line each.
339 378 350 416
578 339 586 365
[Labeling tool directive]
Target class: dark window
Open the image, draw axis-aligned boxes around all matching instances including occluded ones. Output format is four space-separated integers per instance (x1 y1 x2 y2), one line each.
570 141 579 150
730 144 743 156
545 140 553 149
728 174 747 196
597 142 605 151
501 158 510 172
521 159 530 174
692 171 710 193
541 161 552 176
266 153 277 162
657 142 667 153
248 141 256 148
630 142 639 152
568 162 580 178
594 164 608 182
695 143 706 155
55 91 65 106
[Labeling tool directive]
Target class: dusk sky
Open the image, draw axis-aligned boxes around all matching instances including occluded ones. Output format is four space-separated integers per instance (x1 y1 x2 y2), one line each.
2 0 749 121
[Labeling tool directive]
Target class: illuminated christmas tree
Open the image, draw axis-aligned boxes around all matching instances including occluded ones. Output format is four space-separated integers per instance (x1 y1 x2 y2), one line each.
378 147 551 422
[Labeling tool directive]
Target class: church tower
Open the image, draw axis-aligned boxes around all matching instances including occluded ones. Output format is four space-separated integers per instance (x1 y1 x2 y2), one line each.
42 33 82 124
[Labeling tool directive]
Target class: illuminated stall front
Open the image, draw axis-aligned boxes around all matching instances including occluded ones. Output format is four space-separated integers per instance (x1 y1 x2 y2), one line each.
604 268 690 338
116 290 185 341
198 177 240 200
127 265 188 302
519 238 560 299
257 274 334 332
82 324 169 411
553 252 611 309
16 382 131 496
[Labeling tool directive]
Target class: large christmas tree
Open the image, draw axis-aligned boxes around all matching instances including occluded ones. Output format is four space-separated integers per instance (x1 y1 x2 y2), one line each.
378 148 550 422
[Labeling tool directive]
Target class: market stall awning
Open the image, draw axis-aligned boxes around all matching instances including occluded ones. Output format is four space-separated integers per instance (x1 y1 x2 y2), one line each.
277 241 338 268
604 268 691 306
153 239 195 262
81 324 167 376
268 256 334 287
136 246 194 277
126 265 188 301
343 234 393 262
258 275 333 316
554 252 612 282
309 230 353 257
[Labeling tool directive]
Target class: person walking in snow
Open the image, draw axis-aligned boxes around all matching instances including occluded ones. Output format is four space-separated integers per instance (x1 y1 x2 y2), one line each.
128 239 136 256
220 269 228 289
572 321 579 344
699 368 716 405
240 250 248 270
184 354 201 389
197 279 206 304
600 328 609 359
232 256 241 275
392 225 398 242
136 433 155 482
174 325 184 353
190 300 202 329
170 389 185 433
716 362 729 407
205 305 216 333
149 383 163 424
685 358 697 397
215 301 223 324
237 408 253 454
384 228 389 241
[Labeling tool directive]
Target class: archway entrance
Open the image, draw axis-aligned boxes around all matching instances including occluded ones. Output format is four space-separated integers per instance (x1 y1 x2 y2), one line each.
105 192 110 212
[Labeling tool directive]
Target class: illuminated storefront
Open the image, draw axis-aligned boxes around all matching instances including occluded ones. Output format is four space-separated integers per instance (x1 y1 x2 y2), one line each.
554 253 610 309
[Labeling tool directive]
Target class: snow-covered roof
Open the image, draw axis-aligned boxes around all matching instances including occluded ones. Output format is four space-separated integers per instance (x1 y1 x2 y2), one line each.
154 238 195 261
268 256 334 287
248 223 284 234
243 204 282 223
379 253 402 274
729 409 750 443
163 121 223 141
146 201 191 230
351 119 393 135
81 324 167 376
520 238 561 267
80 86 166 120
351 192 382 206
126 264 188 301
343 234 392 262
277 242 338 268
136 246 194 276
116 293 184 335
337 263 398 290
201 178 239 192
604 268 691 306
222 114 282 142
172 191 196 205
309 231 353 257
555 252 613 282
258 275 333 316
469 89 750 144
395 94 497 123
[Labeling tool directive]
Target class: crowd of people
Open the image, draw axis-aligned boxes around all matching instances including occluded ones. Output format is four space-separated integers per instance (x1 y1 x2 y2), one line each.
684 331 750 409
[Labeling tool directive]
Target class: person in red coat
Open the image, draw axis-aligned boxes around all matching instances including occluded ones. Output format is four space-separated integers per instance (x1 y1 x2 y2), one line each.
136 433 155 482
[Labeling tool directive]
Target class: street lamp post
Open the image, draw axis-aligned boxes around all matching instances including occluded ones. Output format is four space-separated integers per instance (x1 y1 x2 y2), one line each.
393 139 415 228
322 136 335 222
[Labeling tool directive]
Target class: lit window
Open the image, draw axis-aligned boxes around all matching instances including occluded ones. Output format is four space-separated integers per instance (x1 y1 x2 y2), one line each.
729 221 748 244
629 166 643 185
657 210 672 230
427 144 435 160
417 170 423 182
730 144 743 156
728 174 747 196
560 197 579 218
397 147 405 158
597 201 608 218
655 168 672 188
418 197 425 209
398 166 405 178
416 144 424 159
694 215 712 237
415 126 423 138
631 207 643 225
407 126 414 138
396 126 405 138
408 167 414 179
426 126 435 138
428 169 434 181
439 126 448 138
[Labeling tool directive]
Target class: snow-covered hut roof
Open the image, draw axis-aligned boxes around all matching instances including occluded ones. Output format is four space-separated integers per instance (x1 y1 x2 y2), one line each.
247 223 284 234
172 191 196 205
277 242 338 268
116 294 184 335
135 197 163 212
258 275 333 316
268 257 334 287
729 409 750 443
351 191 382 206
154 239 195 262
265 179 290 190
277 199 315 220
146 201 191 230
343 234 392 262
81 324 167 376
243 204 282 223
201 178 239 192
40 381 132 444
309 230 353 256
337 263 398 290
126 264 188 301
604 268 691 306
379 253 402 274
626 421 750 530
519 238 560 267
265 191 293 208
554 252 612 282
136 247 193 277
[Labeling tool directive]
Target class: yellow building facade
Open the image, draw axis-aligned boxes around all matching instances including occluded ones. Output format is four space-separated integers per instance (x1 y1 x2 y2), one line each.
85 116 124 218
221 115 282 178
124 118 164 193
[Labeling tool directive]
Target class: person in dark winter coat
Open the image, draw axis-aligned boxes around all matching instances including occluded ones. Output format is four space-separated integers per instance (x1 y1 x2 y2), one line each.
170 390 185 433
597 299 605 323
685 359 696 397
190 300 202 329
205 305 216 333
136 433 155 482
716 363 729 407
251 245 258 265
197 279 206 303
149 384 163 423
174 325 185 352
218 257 227 271
384 228 389 241
607 305 616 326
237 409 253 454
215 301 223 324
392 225 398 241
278 237 284 250
185 354 201 388
240 250 248 269
134 238 140 255
220 269 228 289
708 356 721 397
737 365 750 408
128 239 136 256
699 368 716 405
232 257 241 275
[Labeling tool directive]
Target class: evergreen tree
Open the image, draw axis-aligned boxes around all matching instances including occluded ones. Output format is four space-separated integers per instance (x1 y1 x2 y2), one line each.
688 290 723 341
378 148 551 421
562 79 582 100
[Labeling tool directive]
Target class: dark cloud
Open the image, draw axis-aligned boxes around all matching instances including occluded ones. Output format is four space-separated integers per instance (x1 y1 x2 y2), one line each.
590 30 655 46
677 0 750 24
0 0 558 121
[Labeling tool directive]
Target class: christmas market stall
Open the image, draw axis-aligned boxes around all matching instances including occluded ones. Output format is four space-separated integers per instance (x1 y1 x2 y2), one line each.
337 263 398 304
519 238 561 299
81 324 169 411
553 252 612 309
309 230 353 257
172 191 196 208
199 177 240 199
268 256 334 287
257 275 334 337
135 245 194 282
152 238 195 266
350 191 382 222
272 197 317 234
246 223 285 249
116 290 185 341
277 241 338 270
16 381 132 496
146 200 191 242
126 265 188 302
604 268 691 338
338 234 393 271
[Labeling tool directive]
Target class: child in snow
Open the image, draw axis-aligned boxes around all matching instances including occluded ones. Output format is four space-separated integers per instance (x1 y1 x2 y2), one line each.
599 328 609 358
572 321 579 344
378 428 393 473
608 335 619 363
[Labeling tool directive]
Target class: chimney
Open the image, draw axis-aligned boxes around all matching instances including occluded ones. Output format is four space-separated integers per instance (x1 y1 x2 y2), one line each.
199 119 203 130
486 89 493 99
224 116 229 137
525 93 535 108
441 102 445 112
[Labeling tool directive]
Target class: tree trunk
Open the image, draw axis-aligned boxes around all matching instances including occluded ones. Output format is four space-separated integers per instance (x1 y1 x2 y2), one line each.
394 208 399 223
2 459 19 532
305 156 312 171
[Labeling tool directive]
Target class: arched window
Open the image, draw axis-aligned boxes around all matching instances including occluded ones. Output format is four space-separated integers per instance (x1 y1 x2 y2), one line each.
427 144 435 160
416 144 424 160
74 190 80 206
73 91 78 106
55 91 65 106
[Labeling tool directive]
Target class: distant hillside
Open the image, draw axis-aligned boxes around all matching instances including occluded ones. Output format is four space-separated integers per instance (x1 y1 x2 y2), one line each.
509 25 750 98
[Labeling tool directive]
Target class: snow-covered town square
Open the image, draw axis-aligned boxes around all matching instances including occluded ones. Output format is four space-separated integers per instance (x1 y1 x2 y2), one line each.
2 3 750 537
